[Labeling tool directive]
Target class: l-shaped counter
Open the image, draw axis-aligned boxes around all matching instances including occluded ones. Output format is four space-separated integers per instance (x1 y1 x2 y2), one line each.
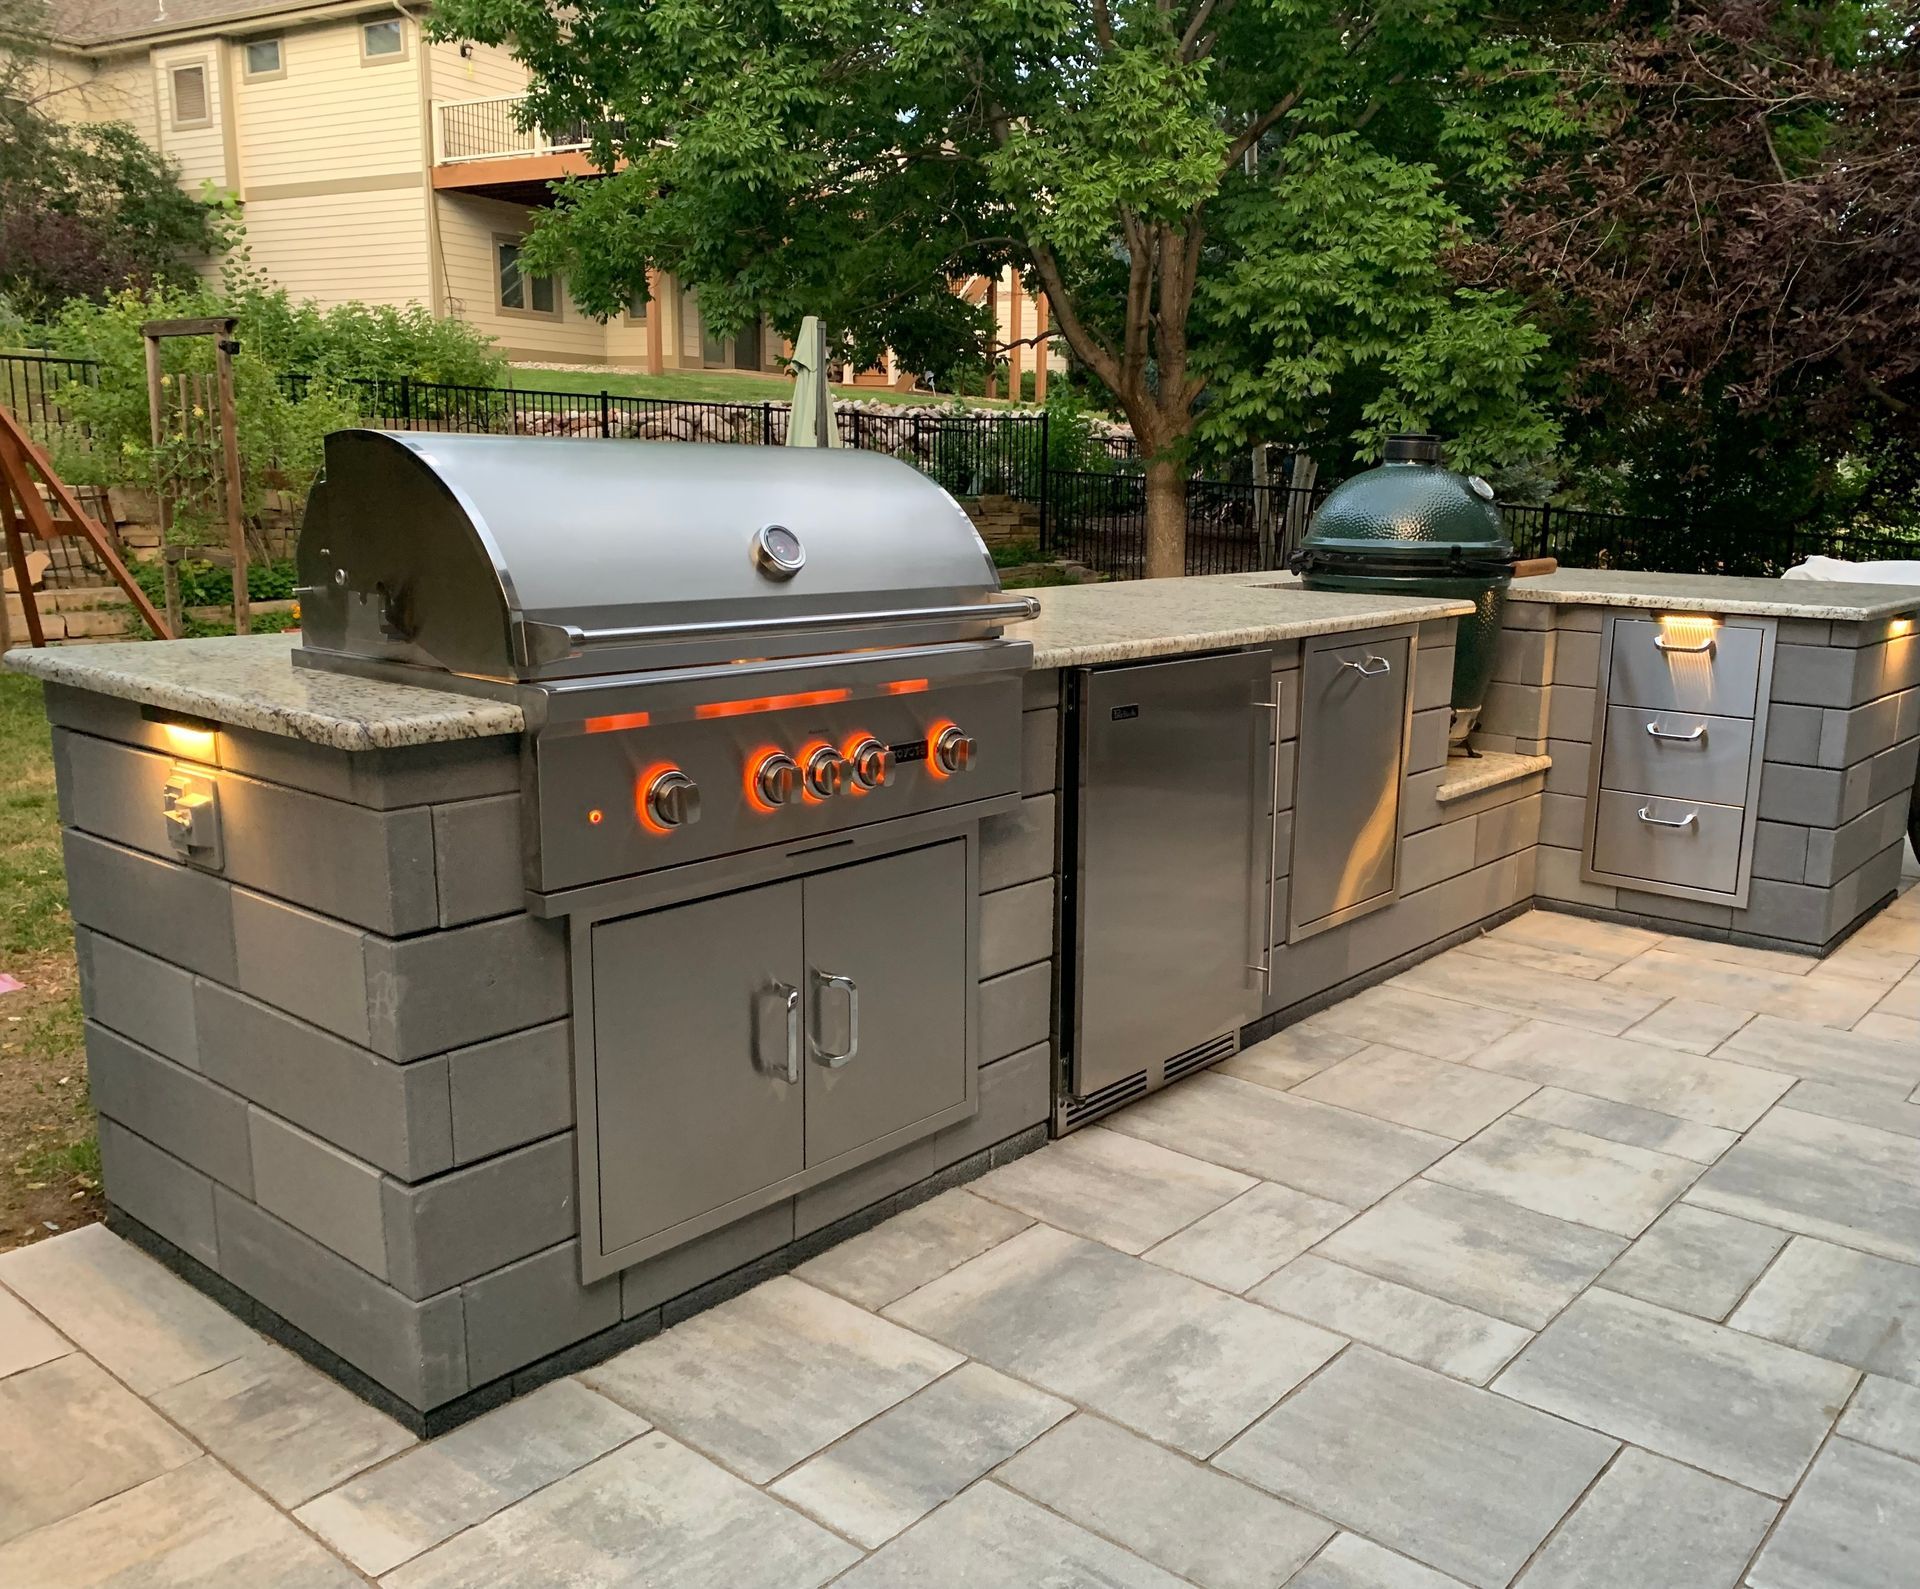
9 567 1918 1429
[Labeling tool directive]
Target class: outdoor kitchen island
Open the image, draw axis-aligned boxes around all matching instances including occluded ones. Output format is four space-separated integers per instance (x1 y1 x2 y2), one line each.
8 561 1917 1432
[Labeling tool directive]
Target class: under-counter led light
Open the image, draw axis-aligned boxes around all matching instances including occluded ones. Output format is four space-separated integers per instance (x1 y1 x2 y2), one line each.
161 722 216 760
1891 617 1914 637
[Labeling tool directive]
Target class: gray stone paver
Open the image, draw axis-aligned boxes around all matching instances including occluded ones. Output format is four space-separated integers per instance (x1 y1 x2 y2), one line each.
1215 1346 1616 1589
4 902 1917 1588
1494 1288 1857 1496
1510 1446 1776 1589
996 1413 1334 1589
150 1343 416 1507
1746 1437 1920 1589
1596 1203 1789 1321
769 1362 1069 1548
1729 1235 1920 1385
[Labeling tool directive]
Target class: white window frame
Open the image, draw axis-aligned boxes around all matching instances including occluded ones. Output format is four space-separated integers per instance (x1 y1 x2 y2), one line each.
359 17 407 65
494 235 560 321
241 37 285 82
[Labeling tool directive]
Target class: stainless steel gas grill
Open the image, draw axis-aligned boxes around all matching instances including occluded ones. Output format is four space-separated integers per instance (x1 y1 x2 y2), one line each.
296 430 1036 1280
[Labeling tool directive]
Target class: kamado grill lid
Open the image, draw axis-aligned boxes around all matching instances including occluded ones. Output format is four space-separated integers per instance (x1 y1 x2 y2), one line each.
1293 432 1512 578
295 431 1029 684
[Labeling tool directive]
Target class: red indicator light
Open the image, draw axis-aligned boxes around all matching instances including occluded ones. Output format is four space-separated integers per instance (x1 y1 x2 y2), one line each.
585 711 651 734
744 747 786 814
695 688 851 720
884 679 930 695
587 808 604 825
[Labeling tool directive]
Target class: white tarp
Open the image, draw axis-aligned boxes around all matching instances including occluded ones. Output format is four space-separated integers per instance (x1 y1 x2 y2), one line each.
1781 553 1920 584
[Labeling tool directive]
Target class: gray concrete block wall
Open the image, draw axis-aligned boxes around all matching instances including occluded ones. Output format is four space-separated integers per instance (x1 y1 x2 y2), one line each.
65 672 1059 1424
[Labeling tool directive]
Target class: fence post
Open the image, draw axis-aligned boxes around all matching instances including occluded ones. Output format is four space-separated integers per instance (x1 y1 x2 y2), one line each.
1038 412 1050 554
399 375 412 429
762 402 774 446
599 390 610 438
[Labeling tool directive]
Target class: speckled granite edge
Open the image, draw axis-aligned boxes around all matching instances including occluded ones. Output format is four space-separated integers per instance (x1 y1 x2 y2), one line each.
1017 579 1475 670
1509 570 1920 622
2 636 524 751
1437 751 1552 803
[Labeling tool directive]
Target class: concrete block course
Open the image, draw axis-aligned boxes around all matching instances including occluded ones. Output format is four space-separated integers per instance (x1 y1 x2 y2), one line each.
979 961 1051 1065
979 878 1054 979
249 1109 389 1279
1408 708 1450 775
979 793 1056 893
63 829 236 982
445 1022 573 1166
96 1117 219 1269
76 929 198 1068
461 1241 621 1388
195 980 454 1181
88 1022 253 1196
212 1188 469 1410
232 889 371 1046
364 912 570 1062
430 795 525 928
1413 646 1457 710
381 1133 579 1300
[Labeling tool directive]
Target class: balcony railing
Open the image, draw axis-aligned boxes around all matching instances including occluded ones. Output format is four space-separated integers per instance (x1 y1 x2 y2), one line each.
433 94 593 164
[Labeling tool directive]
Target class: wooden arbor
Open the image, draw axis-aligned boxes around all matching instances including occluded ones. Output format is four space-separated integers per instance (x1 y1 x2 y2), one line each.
0 404 169 649
143 316 251 636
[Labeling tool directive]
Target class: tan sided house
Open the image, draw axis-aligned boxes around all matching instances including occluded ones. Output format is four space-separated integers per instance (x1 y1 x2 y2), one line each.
29 0 792 371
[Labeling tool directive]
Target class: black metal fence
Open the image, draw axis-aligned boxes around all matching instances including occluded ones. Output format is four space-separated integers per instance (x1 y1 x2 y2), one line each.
10 349 1916 580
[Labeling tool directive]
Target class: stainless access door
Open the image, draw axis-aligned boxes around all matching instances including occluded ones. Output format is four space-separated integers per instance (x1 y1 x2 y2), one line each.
803 841 970 1166
1074 650 1269 1096
1289 634 1412 937
591 880 805 1254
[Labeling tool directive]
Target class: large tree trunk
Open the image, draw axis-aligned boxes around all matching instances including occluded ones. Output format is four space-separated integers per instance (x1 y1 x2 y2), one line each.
1143 454 1187 579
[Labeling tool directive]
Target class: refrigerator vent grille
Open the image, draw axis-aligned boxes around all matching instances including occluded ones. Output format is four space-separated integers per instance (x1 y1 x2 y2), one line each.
1161 1031 1238 1084
1059 1068 1149 1130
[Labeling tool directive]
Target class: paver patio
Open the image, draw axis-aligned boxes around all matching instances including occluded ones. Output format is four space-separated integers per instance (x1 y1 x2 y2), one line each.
2 893 1918 1587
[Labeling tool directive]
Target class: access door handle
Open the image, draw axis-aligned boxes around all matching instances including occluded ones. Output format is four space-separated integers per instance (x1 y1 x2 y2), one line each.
810 970 860 1068
1645 721 1707 743
1636 806 1698 830
1340 654 1392 677
761 983 802 1084
1653 633 1715 655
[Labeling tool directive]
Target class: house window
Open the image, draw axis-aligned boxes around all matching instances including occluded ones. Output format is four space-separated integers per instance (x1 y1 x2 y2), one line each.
243 38 283 79
496 238 557 317
361 19 405 61
169 63 209 128
626 291 647 325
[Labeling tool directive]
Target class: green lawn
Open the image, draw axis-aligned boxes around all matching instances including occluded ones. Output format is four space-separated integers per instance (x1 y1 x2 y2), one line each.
0 672 96 1249
500 364 1035 411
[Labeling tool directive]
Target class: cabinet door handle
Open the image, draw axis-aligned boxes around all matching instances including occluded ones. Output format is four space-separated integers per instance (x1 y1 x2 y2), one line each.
1653 633 1715 655
1645 721 1708 743
1340 654 1392 677
762 983 801 1084
1636 805 1698 830
1250 697 1285 993
810 970 859 1068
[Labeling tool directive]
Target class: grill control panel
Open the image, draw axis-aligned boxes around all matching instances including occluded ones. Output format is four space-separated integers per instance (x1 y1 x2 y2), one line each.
530 675 1020 895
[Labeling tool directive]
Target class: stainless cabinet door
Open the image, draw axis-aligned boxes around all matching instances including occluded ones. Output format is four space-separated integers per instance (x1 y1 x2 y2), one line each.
1290 635 1412 935
1075 651 1269 1095
591 881 805 1254
803 840 969 1166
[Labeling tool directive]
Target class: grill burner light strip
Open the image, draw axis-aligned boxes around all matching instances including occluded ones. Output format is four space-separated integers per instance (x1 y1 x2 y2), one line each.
695 688 852 720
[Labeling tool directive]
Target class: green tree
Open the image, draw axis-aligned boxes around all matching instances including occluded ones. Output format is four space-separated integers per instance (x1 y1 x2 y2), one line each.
0 0 229 317
432 0 1564 575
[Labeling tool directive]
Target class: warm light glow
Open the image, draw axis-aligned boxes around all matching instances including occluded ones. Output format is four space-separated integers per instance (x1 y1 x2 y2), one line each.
587 808 604 825
884 679 930 695
1891 617 1914 637
744 747 786 814
841 731 875 794
924 719 957 780
798 739 834 804
633 764 681 836
162 722 217 760
585 710 652 735
695 688 850 720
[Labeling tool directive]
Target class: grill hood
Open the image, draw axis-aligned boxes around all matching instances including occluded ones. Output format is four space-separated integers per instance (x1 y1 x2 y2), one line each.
295 430 1032 683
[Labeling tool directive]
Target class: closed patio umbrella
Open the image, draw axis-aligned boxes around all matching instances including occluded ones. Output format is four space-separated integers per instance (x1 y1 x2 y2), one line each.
786 315 843 448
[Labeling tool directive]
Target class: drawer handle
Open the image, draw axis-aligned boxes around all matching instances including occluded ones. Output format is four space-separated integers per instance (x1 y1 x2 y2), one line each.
1644 721 1708 743
1340 654 1392 678
1653 633 1716 655
810 970 860 1068
1636 805 1699 830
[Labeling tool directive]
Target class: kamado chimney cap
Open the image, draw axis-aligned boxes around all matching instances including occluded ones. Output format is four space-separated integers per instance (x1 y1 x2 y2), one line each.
1382 433 1443 464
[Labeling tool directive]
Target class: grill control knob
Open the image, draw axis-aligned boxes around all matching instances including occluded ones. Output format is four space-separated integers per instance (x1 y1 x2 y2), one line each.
754 752 800 807
645 769 702 829
932 725 977 775
847 737 894 791
804 746 849 800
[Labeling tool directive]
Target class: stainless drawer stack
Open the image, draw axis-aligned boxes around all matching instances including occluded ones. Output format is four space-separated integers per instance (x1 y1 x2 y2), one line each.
1583 614 1777 905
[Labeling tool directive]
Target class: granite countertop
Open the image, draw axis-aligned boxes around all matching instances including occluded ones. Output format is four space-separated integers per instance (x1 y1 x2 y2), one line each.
1010 574 1475 669
1509 569 1920 622
2 635 525 751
